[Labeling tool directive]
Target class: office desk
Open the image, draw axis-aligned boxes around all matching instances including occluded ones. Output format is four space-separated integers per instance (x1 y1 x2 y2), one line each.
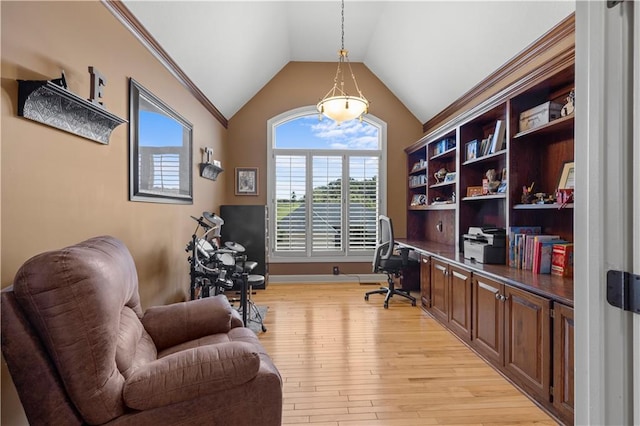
396 238 573 306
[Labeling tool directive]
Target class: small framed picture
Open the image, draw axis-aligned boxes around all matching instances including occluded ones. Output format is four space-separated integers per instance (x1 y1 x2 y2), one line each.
557 161 575 189
465 140 478 161
235 167 258 196
466 186 483 197
444 172 456 183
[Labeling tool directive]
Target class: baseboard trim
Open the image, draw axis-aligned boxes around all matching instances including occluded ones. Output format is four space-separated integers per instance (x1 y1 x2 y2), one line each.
268 274 386 284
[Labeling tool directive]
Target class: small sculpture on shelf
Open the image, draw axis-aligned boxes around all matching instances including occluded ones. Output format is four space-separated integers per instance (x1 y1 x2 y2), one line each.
485 168 500 193
561 89 575 117
434 167 448 183
521 182 535 204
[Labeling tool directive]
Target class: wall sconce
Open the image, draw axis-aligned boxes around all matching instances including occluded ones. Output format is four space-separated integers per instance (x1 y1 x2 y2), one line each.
199 147 223 181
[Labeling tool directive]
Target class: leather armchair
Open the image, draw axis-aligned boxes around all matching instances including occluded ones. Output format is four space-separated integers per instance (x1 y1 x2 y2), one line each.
1 236 282 425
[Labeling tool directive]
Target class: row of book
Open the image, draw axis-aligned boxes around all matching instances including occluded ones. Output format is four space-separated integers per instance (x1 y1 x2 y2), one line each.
508 226 573 277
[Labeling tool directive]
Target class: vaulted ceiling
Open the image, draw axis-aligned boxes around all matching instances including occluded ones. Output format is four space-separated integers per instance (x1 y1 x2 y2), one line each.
120 1 575 125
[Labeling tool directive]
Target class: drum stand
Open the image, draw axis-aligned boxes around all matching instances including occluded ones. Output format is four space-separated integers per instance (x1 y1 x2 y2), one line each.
243 274 267 333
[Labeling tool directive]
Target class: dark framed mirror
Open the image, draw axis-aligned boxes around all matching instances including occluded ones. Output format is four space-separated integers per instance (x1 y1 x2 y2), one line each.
129 78 193 204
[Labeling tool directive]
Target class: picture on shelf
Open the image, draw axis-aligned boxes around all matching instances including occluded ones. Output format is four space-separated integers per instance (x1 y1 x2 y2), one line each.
557 161 575 189
444 172 456 183
465 139 478 161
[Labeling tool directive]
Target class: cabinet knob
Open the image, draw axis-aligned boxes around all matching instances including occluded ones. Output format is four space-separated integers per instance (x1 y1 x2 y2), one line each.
495 293 501 300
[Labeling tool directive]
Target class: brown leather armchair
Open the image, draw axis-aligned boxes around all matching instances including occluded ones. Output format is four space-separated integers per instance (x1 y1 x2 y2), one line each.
1 236 282 425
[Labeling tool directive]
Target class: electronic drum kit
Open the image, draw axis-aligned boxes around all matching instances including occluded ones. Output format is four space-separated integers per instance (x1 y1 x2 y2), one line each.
186 212 266 331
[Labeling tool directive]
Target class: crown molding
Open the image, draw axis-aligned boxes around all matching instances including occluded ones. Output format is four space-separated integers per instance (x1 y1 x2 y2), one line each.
102 0 228 128
422 13 575 134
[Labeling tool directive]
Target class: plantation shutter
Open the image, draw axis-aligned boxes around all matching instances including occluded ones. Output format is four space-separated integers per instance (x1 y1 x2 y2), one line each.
312 156 343 252
348 156 379 252
274 155 306 252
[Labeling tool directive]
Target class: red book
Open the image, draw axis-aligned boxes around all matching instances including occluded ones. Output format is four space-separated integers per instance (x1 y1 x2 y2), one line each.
551 243 574 277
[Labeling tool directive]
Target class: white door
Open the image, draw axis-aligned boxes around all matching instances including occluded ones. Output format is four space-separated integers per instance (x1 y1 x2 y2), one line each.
575 1 638 425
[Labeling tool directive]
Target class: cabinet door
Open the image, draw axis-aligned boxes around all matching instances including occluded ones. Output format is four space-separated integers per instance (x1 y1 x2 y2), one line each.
430 258 448 322
553 303 574 424
472 274 504 366
448 265 472 341
420 255 431 308
504 285 551 400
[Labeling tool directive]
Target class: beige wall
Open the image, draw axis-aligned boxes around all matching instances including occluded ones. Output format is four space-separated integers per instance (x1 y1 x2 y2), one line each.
227 61 423 275
1 2 228 423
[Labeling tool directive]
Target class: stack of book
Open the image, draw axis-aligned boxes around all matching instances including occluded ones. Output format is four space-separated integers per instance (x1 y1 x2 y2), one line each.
508 226 570 275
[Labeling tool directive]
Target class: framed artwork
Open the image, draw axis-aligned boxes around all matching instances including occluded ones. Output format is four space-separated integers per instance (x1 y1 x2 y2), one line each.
129 78 193 204
465 140 478 161
557 161 575 189
444 172 456 183
235 167 258 195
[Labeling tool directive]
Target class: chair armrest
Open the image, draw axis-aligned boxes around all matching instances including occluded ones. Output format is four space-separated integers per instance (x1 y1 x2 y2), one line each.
123 341 260 410
142 295 237 351
397 246 411 267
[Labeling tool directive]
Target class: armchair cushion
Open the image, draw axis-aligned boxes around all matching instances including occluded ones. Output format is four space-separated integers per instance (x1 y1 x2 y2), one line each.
142 296 237 351
123 341 260 410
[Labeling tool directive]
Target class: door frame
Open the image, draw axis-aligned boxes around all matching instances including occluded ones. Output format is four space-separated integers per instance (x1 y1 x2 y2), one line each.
575 1 637 424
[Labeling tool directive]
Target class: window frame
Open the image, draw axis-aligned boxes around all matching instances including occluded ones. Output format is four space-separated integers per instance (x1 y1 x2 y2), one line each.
267 106 387 263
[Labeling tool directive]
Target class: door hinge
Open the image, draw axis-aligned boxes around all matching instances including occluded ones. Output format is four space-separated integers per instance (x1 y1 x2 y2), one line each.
549 308 555 319
607 0 623 8
606 270 640 314
549 385 554 396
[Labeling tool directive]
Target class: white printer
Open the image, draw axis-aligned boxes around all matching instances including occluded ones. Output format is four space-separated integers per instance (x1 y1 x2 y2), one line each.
463 227 506 264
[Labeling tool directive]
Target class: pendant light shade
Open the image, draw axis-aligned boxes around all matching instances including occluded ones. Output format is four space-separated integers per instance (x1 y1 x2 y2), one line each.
317 1 369 124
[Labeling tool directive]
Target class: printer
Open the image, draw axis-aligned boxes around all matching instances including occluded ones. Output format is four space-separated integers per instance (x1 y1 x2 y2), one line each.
463 227 506 264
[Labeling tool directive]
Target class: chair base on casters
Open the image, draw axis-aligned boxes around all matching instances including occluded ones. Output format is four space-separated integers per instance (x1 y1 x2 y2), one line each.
365 273 416 309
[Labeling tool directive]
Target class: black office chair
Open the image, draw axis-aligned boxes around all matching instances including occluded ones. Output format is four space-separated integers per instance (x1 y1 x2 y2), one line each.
364 215 417 309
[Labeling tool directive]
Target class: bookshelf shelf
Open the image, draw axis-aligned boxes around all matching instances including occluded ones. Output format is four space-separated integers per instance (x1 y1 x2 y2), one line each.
462 194 506 201
430 147 456 161
513 203 574 210
462 149 506 166
430 181 455 188
426 203 456 210
513 114 574 139
409 166 427 175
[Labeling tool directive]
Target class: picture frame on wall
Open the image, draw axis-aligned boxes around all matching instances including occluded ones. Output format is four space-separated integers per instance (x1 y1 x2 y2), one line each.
235 167 258 195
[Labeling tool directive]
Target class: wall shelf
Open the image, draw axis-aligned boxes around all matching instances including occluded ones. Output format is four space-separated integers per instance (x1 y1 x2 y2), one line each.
18 79 127 144
513 203 574 210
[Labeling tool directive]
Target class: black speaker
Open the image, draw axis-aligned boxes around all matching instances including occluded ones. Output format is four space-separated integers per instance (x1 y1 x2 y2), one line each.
220 205 268 289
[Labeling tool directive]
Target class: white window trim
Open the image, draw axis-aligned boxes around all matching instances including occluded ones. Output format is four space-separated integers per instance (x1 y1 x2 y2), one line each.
267 106 387 263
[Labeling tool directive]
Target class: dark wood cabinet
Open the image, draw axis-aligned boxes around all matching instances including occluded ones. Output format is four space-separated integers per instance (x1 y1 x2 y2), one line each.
419 255 431 307
472 274 504 366
553 303 574 424
504 285 551 401
428 259 472 342
430 258 448 322
448 265 472 342
472 272 552 402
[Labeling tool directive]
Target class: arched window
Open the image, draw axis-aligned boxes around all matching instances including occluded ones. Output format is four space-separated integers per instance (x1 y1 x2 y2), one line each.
267 106 386 262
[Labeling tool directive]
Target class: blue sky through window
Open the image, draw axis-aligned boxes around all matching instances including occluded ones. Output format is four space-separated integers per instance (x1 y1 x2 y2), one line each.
275 115 379 150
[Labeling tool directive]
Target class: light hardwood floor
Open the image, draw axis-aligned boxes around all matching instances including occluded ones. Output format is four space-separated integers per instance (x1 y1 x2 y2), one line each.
251 282 558 426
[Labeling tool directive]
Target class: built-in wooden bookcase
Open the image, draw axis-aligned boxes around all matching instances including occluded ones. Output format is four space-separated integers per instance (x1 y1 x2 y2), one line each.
405 54 575 258
402 14 575 424
407 129 457 245
459 103 508 247
509 64 575 242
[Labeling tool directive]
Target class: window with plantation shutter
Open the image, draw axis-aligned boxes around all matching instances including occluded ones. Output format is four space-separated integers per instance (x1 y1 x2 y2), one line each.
268 108 386 262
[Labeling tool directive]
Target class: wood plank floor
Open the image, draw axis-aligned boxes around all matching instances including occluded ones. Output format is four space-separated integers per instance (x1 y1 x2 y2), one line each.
251 283 557 426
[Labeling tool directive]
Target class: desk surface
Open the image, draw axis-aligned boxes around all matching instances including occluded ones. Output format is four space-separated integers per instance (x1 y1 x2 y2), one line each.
397 238 573 307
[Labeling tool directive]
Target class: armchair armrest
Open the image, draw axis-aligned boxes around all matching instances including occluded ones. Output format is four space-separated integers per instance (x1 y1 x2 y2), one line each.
142 295 238 351
123 341 260 410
